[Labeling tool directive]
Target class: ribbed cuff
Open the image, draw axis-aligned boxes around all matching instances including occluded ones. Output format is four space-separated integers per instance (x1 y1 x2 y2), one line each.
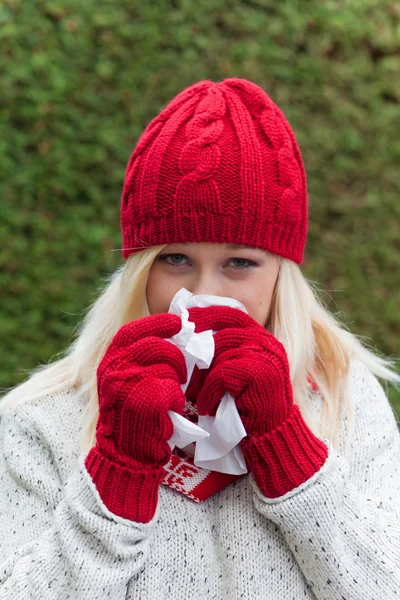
85 447 164 523
243 405 329 498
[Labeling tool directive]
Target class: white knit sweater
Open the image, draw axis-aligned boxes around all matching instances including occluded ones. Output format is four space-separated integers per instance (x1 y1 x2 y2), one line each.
0 359 399 599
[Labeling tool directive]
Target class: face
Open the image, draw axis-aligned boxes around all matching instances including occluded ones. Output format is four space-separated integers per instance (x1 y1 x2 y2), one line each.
146 242 280 327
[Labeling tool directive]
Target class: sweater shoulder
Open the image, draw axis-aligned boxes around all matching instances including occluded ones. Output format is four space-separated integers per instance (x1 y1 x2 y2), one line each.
1 386 87 435
0 387 87 484
347 358 397 419
344 358 399 458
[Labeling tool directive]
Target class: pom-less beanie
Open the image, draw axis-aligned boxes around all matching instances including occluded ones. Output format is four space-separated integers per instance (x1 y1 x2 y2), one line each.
120 78 308 265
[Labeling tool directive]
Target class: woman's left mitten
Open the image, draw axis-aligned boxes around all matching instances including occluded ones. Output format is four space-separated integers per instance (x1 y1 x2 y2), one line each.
192 307 328 498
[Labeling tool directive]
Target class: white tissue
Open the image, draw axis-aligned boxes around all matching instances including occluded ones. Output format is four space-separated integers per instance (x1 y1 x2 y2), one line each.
166 287 248 475
195 394 247 474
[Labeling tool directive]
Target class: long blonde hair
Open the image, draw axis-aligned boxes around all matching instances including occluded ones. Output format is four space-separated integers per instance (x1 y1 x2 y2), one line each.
1 246 399 456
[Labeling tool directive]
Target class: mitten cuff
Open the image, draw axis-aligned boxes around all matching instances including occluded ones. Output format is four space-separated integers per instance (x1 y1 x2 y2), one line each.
85 447 164 523
243 405 328 498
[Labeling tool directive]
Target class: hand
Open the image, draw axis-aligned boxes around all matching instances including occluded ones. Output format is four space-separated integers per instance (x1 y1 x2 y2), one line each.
85 312 187 522
187 306 328 498
185 306 258 403
189 306 293 431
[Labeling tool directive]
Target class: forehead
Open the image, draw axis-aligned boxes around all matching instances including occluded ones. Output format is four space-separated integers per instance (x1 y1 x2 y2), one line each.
227 243 251 250
178 242 255 250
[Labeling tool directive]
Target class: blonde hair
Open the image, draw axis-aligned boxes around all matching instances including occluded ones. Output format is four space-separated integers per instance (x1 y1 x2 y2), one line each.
1 246 399 456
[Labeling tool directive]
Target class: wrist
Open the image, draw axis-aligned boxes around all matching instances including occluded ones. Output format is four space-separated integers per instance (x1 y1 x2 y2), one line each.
85 446 164 523
242 405 328 498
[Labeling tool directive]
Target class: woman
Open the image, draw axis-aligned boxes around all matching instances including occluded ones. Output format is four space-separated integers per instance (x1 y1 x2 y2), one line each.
1 78 399 599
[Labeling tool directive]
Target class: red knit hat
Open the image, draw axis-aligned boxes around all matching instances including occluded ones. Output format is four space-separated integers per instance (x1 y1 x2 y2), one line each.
121 78 308 264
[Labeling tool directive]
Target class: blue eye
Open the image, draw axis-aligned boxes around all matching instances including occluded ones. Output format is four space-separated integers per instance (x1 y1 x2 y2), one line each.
158 254 258 270
158 254 189 267
230 258 257 269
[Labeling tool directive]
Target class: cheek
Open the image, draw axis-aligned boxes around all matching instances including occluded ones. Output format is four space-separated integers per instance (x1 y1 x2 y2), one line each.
245 295 269 325
239 275 277 325
146 267 181 315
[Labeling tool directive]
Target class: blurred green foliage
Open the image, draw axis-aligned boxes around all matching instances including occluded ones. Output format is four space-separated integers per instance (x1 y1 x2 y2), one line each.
1 0 399 414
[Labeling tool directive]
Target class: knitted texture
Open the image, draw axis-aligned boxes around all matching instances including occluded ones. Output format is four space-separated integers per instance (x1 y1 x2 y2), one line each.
121 78 308 264
188 305 328 497
161 363 321 503
2 359 400 598
161 367 244 502
84 312 187 523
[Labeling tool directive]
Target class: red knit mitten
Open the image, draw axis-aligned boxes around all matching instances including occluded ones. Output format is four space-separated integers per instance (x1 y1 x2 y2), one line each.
188 306 328 498
85 313 187 523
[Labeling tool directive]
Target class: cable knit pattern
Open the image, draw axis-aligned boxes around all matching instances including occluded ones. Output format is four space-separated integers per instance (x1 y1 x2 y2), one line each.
84 312 188 523
120 78 308 264
0 359 399 599
175 86 225 232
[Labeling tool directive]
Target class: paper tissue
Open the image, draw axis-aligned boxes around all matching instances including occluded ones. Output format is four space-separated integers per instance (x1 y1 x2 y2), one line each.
165 287 248 475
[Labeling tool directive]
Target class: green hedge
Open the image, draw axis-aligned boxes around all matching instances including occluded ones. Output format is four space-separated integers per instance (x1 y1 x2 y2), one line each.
1 0 399 414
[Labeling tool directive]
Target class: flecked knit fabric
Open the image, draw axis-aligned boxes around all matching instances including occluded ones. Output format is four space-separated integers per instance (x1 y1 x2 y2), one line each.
1 359 399 599
120 78 308 265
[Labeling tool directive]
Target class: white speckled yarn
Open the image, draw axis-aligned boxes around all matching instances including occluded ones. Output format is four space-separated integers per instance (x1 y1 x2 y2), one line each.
0 359 399 599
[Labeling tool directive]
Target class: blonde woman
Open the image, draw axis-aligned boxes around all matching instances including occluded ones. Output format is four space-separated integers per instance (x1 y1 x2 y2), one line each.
1 78 399 599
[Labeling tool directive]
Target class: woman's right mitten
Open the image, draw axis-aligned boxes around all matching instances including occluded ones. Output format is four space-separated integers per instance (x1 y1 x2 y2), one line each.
85 312 187 523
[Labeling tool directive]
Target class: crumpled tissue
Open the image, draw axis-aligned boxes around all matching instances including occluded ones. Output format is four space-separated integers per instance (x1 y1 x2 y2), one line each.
165 287 248 475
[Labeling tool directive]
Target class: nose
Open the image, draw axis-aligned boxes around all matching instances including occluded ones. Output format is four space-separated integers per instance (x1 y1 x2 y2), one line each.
190 275 221 298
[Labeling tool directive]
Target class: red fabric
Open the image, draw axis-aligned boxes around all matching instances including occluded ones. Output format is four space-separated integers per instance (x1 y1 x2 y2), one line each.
161 377 243 501
188 306 328 498
161 369 320 503
120 78 308 265
85 307 325 522
85 313 187 523
306 373 319 391
162 453 242 502
162 450 243 503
